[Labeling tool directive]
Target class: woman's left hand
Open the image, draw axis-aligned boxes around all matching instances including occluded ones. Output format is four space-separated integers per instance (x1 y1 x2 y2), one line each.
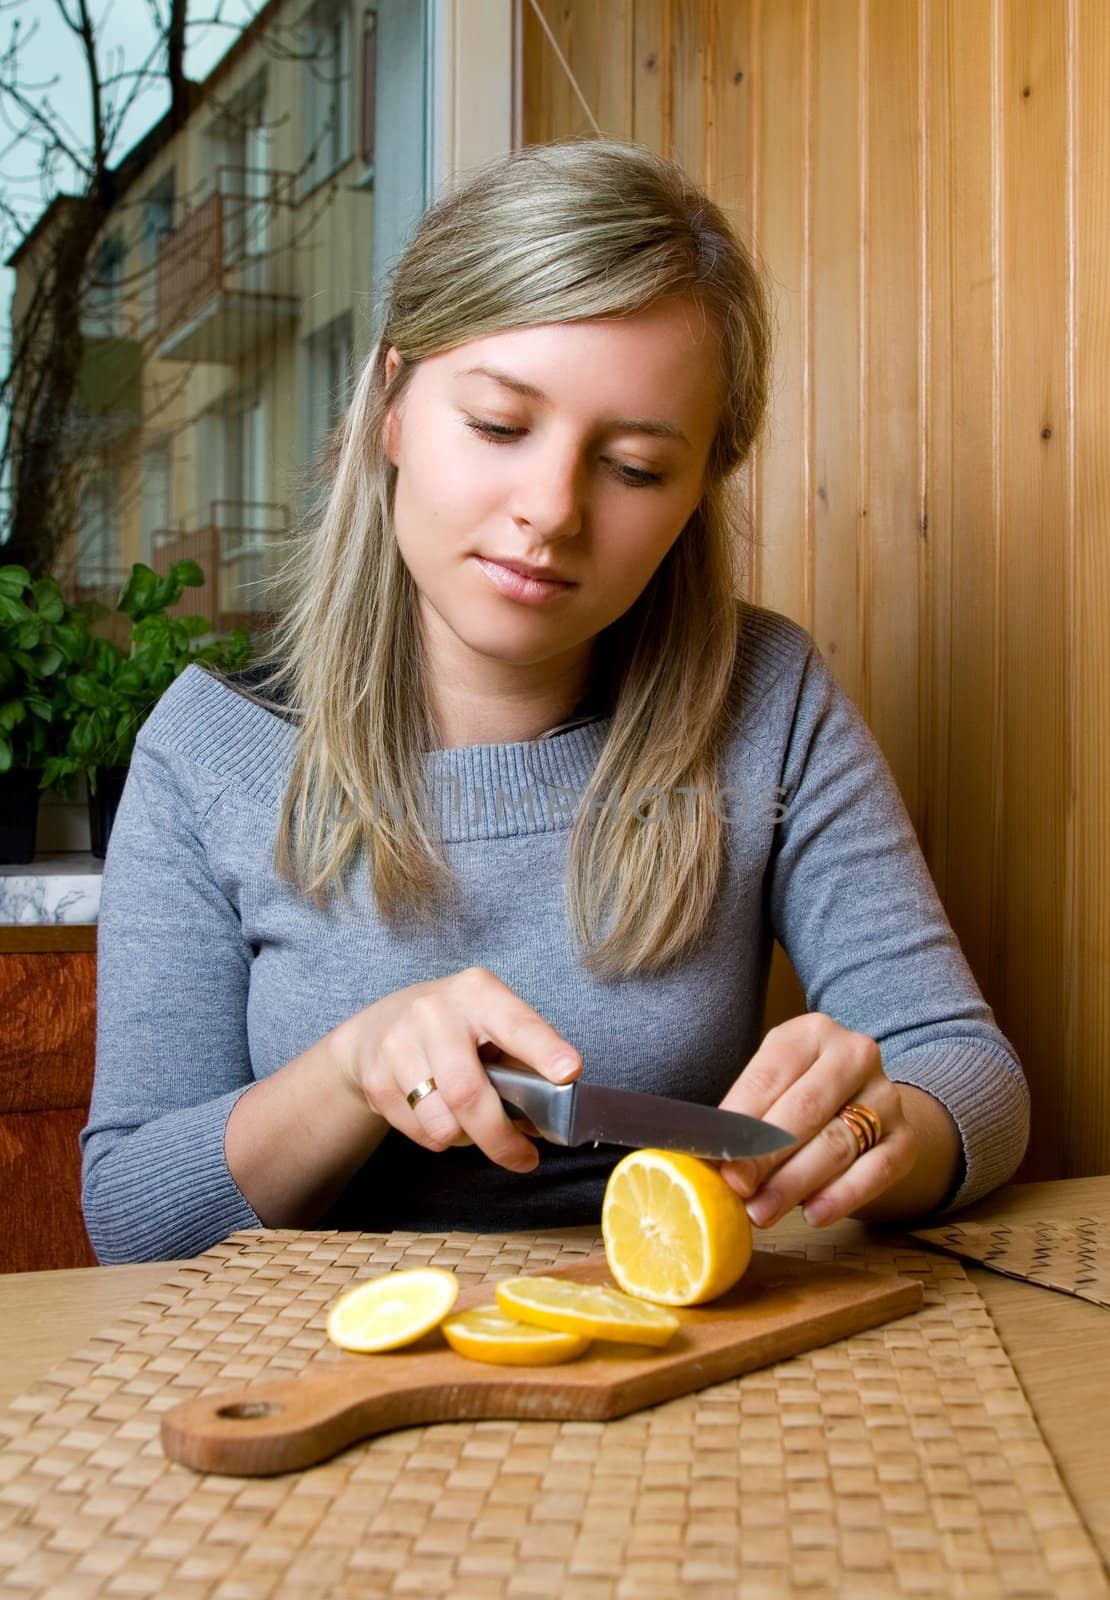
718 1013 917 1228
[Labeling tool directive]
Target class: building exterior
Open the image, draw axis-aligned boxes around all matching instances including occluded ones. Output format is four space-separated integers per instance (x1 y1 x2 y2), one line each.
6 0 517 631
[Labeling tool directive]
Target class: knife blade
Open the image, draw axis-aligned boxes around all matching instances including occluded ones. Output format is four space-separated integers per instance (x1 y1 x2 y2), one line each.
485 1063 796 1161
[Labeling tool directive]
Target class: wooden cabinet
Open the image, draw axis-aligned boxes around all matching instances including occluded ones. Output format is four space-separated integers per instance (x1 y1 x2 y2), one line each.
0 927 98 1271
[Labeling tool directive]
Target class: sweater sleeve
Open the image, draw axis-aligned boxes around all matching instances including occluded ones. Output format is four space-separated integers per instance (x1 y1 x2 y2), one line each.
80 730 263 1263
765 641 1030 1215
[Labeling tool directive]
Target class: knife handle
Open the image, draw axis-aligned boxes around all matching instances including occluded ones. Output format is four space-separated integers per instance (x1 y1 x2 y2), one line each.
485 1063 575 1144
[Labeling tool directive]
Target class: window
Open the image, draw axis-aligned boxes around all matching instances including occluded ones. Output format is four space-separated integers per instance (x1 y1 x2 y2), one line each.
83 234 125 338
199 393 269 550
302 0 352 192
204 75 271 270
140 175 175 336
141 440 173 563
306 312 354 462
76 471 121 587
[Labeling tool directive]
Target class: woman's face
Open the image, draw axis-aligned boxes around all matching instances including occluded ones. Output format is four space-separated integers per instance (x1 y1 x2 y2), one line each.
382 293 723 676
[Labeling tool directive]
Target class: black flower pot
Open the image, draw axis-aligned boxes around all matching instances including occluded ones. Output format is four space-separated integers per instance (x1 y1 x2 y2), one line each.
88 765 130 860
0 768 41 864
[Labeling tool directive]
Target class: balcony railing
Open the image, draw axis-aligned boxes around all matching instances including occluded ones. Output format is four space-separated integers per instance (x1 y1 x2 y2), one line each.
154 167 300 362
150 500 290 632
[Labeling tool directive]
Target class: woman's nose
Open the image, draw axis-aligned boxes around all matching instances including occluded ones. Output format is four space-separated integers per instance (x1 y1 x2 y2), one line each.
510 443 586 538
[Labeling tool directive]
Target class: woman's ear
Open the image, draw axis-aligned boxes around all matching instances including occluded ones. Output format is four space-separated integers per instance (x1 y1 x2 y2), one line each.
383 346 403 464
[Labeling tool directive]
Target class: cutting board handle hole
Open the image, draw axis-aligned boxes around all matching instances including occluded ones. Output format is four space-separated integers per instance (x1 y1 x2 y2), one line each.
217 1401 284 1421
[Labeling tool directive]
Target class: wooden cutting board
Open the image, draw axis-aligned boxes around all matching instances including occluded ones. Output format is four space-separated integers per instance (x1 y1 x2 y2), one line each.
161 1248 923 1476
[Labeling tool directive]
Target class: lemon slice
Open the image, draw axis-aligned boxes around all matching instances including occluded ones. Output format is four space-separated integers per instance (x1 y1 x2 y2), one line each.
442 1305 591 1366
495 1275 679 1346
326 1267 459 1352
601 1147 753 1306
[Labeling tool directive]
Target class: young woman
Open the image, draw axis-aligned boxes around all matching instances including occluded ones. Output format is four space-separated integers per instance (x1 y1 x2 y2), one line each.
81 139 1029 1263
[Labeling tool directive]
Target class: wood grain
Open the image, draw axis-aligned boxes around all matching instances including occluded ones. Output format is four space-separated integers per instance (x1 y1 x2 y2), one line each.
0 926 96 953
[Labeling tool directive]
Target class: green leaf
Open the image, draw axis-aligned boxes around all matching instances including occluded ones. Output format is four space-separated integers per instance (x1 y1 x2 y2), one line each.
52 621 91 664
31 643 63 676
175 614 214 641
69 674 110 708
26 696 52 722
0 594 31 625
0 699 26 730
114 663 146 697
0 566 30 600
30 578 65 622
0 735 11 772
118 564 159 619
15 619 42 650
170 559 204 588
69 717 98 759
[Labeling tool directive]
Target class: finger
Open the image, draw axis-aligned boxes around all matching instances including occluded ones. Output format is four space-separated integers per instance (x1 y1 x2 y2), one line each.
797 1129 917 1228
370 1068 463 1153
741 1112 872 1228
457 967 583 1082
717 1016 828 1194
727 1034 886 1200
432 1053 540 1172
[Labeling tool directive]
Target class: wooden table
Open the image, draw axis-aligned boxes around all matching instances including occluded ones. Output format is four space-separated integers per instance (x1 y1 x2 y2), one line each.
2 1176 1107 1573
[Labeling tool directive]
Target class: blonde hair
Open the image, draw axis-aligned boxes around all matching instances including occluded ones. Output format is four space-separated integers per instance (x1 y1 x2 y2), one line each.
238 138 772 981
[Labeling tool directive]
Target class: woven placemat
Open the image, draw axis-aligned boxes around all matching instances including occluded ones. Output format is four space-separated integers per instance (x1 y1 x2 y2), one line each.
0 1228 1106 1599
907 1216 1109 1310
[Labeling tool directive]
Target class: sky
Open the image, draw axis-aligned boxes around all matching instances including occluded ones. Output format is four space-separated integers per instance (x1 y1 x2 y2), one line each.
0 0 259 361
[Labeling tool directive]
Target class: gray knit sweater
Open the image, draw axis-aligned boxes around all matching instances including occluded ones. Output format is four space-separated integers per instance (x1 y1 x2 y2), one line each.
80 602 1030 1263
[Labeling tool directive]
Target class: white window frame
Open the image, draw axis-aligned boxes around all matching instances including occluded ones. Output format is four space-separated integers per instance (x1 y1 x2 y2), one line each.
76 469 121 586
82 232 125 339
301 0 353 196
140 175 175 337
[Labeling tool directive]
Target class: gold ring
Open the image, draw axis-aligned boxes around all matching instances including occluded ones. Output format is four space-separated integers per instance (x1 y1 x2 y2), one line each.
406 1077 439 1109
835 1101 882 1158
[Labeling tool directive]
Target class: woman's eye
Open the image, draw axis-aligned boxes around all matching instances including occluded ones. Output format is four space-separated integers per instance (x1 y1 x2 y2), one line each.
463 417 664 488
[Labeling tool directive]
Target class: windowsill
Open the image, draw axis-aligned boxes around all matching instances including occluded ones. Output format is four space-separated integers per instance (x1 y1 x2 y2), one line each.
349 162 375 191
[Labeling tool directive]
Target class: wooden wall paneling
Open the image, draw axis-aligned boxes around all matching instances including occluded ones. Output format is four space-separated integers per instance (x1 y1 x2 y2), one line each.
521 0 576 142
670 0 708 184
863 0 922 817
521 0 633 143
1000 0 1070 1180
709 0 757 598
632 0 667 152
751 0 809 623
922 0 997 988
811 0 864 711
595 0 634 138
1070 0 1110 1174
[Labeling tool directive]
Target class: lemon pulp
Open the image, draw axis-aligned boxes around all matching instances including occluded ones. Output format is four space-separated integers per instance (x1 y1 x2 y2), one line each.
495 1274 679 1346
442 1305 591 1365
326 1267 459 1352
601 1148 753 1306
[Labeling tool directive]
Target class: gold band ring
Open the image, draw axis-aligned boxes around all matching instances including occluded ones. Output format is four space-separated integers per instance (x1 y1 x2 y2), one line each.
835 1101 883 1158
406 1077 439 1110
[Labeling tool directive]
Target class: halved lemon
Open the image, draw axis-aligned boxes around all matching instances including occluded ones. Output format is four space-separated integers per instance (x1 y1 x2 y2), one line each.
601 1147 753 1306
442 1305 591 1365
495 1275 679 1346
326 1267 459 1352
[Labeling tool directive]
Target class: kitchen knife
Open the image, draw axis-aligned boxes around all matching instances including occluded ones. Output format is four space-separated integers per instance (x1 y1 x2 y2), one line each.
485 1062 795 1161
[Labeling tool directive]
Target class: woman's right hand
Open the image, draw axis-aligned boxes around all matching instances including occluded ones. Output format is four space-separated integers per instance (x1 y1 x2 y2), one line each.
328 966 582 1173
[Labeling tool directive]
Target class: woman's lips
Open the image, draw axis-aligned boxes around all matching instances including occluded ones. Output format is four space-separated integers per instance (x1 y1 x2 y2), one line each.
473 557 577 605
